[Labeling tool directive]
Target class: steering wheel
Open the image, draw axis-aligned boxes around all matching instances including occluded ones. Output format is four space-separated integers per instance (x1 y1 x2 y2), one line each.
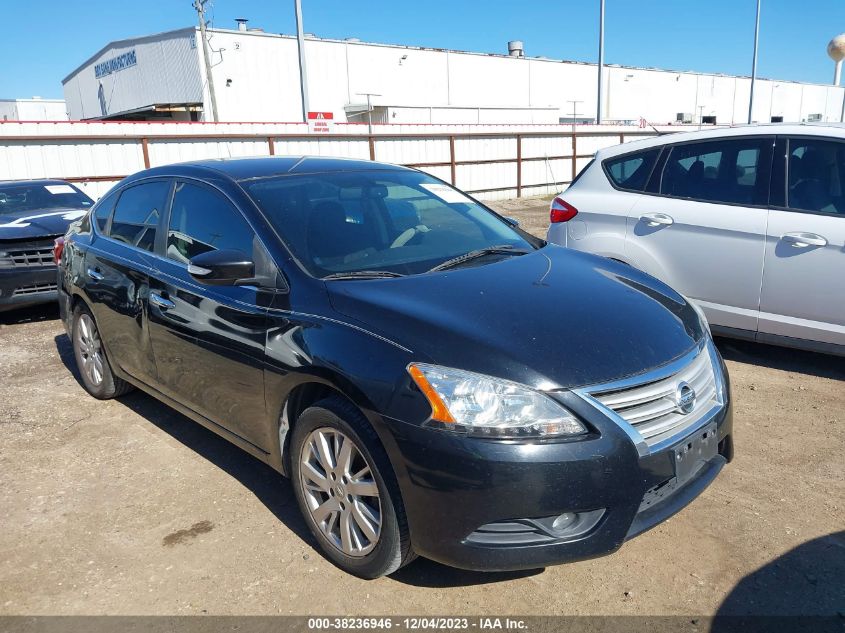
390 224 430 248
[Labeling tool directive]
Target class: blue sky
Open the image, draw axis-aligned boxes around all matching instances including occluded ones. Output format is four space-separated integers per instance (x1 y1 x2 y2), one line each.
2 0 843 99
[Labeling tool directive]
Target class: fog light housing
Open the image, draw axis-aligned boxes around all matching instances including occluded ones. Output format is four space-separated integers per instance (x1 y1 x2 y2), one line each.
466 509 605 546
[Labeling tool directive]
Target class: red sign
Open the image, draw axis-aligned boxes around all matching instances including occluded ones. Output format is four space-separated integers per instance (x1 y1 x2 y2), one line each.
307 111 335 134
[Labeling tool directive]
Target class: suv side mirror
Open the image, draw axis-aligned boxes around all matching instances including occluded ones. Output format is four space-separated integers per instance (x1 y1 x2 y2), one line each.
188 249 255 286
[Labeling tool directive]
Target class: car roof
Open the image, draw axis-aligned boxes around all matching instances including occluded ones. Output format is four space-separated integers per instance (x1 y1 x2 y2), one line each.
136 156 410 183
597 122 845 159
0 178 76 187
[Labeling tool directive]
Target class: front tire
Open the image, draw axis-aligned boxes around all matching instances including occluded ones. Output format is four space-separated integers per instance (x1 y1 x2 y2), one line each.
290 396 415 578
71 303 133 399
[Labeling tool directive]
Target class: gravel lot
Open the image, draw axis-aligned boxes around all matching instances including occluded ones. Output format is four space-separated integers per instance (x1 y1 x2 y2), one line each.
1 198 842 617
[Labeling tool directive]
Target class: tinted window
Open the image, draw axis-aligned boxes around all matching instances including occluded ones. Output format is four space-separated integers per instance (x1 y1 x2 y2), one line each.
786 138 845 215
93 190 118 232
0 182 93 215
109 181 169 252
660 138 770 205
243 170 533 277
166 182 255 264
604 149 659 191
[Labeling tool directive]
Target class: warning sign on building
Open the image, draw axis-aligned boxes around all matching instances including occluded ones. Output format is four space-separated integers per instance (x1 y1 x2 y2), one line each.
307 111 334 134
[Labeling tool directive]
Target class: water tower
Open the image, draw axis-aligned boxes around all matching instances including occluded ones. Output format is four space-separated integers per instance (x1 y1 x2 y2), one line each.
828 34 845 85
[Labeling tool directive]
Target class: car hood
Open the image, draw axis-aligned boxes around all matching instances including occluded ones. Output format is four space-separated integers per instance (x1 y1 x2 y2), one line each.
0 207 88 241
326 246 706 390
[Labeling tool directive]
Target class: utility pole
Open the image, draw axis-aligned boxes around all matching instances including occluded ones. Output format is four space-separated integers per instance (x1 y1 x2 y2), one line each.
596 0 605 125
748 0 761 124
698 105 705 130
357 93 381 135
566 100 583 133
193 0 219 122
294 0 310 123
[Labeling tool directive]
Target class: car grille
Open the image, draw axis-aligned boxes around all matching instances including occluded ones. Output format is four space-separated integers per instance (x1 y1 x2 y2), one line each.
0 240 56 269
12 282 58 296
583 344 722 448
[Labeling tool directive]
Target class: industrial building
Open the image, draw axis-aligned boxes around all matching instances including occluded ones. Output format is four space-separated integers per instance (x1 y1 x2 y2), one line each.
0 97 67 121
61 22 845 125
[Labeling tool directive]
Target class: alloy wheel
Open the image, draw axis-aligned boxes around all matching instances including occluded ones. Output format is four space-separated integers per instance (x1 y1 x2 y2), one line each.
298 427 382 557
76 313 104 386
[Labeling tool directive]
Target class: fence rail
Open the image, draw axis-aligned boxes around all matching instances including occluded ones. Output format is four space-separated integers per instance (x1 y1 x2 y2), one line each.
0 127 659 200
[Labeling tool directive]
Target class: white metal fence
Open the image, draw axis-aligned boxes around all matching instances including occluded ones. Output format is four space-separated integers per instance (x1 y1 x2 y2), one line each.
0 121 665 200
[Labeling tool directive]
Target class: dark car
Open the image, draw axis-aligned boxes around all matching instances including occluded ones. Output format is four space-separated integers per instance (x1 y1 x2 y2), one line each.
57 157 733 578
0 179 94 312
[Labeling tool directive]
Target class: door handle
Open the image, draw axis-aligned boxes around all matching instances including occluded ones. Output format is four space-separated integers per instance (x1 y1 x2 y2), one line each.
149 291 176 310
86 268 104 281
782 232 828 248
640 213 674 226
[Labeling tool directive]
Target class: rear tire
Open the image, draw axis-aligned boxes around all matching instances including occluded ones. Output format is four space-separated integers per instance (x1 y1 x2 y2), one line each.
290 396 415 578
71 303 133 399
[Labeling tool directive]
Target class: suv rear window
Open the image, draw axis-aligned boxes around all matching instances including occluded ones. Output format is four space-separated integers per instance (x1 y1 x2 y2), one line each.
603 149 660 192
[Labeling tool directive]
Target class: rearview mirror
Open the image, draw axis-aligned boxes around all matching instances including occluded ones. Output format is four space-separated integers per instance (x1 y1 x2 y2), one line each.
188 249 255 286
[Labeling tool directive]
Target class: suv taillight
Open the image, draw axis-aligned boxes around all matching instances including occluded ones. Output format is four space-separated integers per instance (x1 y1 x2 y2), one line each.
53 237 65 265
550 197 578 223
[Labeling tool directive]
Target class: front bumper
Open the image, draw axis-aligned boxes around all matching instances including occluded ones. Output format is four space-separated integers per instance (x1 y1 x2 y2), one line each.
0 266 59 312
383 391 733 572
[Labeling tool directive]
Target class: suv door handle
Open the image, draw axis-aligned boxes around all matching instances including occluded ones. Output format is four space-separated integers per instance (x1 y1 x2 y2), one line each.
149 291 176 310
86 267 104 281
782 232 828 248
640 213 674 226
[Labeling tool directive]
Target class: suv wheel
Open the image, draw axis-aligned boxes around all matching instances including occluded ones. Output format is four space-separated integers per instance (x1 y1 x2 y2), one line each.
71 304 133 399
290 396 415 578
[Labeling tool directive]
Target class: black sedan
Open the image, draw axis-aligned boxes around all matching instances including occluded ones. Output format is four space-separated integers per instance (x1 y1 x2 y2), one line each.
0 179 94 312
57 157 733 578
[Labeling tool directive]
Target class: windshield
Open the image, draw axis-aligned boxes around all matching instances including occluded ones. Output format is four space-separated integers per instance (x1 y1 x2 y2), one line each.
0 182 94 216
242 169 535 277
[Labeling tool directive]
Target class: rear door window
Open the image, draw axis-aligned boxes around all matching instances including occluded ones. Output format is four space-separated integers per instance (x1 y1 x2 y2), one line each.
786 137 845 216
659 137 772 206
603 149 660 192
109 181 170 252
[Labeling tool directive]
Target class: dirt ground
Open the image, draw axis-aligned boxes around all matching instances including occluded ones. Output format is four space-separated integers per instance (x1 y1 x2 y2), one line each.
1 198 843 617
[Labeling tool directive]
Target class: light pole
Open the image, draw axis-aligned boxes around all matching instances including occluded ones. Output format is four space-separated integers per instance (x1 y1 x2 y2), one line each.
596 0 605 125
294 0 310 123
748 0 761 124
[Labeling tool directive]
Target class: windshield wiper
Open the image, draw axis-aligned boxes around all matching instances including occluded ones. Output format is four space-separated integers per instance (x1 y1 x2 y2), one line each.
322 270 405 280
427 245 530 273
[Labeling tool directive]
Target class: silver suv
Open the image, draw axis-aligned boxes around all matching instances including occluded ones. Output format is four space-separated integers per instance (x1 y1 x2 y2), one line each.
547 124 845 356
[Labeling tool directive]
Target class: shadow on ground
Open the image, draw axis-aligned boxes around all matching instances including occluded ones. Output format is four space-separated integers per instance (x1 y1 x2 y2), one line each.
0 303 59 326
710 531 845 632
53 332 542 588
714 337 844 381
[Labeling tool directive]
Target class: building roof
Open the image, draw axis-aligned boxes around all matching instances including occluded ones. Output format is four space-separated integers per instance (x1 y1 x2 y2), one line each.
62 25 844 90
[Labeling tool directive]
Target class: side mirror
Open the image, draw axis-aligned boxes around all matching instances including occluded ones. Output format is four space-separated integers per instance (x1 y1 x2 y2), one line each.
505 216 520 227
188 249 255 286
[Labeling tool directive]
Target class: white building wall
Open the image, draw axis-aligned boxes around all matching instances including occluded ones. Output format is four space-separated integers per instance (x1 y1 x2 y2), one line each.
0 99 67 121
62 27 845 126
62 28 202 120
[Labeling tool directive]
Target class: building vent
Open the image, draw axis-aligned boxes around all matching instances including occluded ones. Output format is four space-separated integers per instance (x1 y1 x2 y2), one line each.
508 40 524 58
235 18 248 31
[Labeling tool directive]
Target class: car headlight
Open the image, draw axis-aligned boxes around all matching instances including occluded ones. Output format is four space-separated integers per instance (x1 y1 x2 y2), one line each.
684 295 710 333
407 363 587 439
